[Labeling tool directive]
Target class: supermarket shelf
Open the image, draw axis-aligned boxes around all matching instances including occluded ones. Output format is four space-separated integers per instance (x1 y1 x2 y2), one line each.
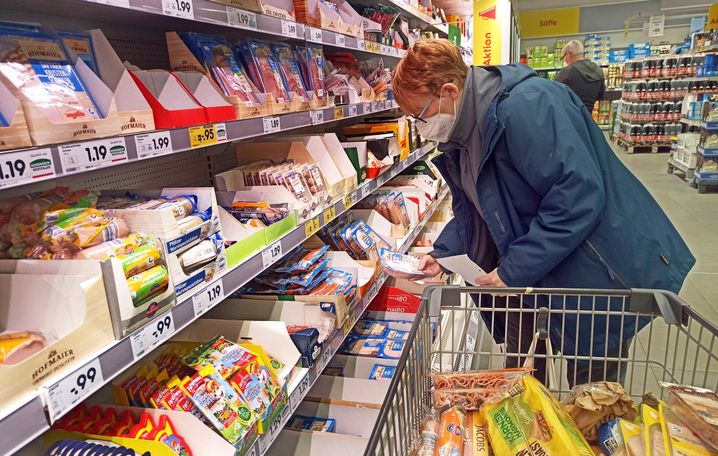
0 100 398 192
252 185 450 456
385 0 447 34
681 118 701 127
0 141 437 456
698 146 718 158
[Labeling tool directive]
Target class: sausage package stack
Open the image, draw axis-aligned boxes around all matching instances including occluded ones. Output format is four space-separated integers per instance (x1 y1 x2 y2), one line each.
99 187 226 298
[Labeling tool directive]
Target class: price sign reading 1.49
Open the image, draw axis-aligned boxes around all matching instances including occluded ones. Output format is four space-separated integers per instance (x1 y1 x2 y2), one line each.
162 0 194 19
0 148 55 189
59 137 128 174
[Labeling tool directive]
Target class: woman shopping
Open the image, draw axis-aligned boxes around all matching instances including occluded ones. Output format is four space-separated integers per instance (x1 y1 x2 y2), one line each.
390 39 694 385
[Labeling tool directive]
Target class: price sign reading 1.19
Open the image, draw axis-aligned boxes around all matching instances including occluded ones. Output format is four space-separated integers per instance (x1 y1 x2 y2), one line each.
162 0 194 19
0 148 55 189
59 137 128 174
192 280 225 317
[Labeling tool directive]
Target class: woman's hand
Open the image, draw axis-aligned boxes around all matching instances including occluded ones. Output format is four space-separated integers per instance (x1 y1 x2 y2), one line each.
477 268 507 287
419 254 443 278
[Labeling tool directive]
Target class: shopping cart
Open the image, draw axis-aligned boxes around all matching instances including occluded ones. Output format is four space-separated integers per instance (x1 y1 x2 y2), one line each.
364 286 718 456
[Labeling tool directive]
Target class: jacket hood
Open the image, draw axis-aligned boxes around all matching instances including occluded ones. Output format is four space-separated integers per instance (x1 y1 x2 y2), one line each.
571 59 604 82
442 64 536 150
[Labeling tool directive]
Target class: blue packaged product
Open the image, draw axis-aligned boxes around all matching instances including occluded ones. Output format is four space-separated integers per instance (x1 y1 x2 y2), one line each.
287 415 336 432
0 29 102 124
353 320 389 337
288 327 321 367
57 31 98 74
341 337 405 359
272 42 308 101
386 329 409 341
246 39 289 102
598 420 623 455
369 364 396 380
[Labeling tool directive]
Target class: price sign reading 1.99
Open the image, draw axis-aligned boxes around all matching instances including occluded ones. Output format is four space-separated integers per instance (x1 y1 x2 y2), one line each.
162 0 194 19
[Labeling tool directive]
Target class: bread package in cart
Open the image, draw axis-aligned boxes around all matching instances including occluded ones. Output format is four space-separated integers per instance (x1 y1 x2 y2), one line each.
665 383 718 452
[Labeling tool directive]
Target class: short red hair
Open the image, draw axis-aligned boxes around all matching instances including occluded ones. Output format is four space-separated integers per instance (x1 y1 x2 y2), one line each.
392 39 468 113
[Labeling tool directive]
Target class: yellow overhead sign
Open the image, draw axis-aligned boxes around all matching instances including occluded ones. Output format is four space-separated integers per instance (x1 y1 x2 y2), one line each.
519 7 580 38
707 3 718 31
473 0 502 65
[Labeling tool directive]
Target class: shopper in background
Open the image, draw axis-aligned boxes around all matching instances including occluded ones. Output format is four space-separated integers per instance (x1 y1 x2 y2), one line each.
391 39 695 386
556 40 606 112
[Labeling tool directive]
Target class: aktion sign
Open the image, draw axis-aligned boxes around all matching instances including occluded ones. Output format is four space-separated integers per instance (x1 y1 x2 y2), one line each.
473 0 502 65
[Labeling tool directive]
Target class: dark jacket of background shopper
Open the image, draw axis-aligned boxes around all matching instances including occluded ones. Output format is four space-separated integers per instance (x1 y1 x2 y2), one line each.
556 59 606 112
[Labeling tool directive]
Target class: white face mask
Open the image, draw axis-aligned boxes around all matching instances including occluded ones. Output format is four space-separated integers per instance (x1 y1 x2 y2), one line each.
416 92 457 143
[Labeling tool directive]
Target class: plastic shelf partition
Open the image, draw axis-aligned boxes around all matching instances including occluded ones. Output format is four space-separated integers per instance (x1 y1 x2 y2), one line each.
0 141 438 456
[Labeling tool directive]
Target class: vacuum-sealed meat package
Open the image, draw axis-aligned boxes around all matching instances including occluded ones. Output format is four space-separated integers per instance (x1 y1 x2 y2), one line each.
0 29 101 124
272 42 308 101
297 45 326 102
246 39 289 102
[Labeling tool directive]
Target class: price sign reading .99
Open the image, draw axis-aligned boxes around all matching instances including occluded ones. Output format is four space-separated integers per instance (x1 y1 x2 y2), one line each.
46 358 104 421
0 148 54 189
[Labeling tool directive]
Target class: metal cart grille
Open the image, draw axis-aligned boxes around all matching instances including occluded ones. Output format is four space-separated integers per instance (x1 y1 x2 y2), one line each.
365 286 718 456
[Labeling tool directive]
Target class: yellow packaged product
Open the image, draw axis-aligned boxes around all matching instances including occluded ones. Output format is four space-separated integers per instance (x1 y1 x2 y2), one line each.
464 410 491 456
481 375 593 456
658 402 718 456
643 404 666 455
618 419 644 456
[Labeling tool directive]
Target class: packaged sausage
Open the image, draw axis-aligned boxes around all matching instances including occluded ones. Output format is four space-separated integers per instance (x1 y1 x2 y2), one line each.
228 349 282 432
178 233 221 271
274 246 329 274
482 375 593 456
126 264 169 306
153 195 197 219
75 233 145 260
296 45 326 101
40 208 130 250
341 337 405 359
272 42 308 101
665 384 718 451
0 29 102 124
118 243 161 277
434 406 466 456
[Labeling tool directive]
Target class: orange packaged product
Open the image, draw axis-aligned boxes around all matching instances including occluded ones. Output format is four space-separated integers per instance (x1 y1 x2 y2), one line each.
435 406 466 456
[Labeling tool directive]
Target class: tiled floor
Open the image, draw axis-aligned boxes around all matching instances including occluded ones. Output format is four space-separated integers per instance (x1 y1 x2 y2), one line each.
611 140 718 393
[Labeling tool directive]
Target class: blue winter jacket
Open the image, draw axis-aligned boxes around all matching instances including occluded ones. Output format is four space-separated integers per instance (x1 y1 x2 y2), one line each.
431 64 695 357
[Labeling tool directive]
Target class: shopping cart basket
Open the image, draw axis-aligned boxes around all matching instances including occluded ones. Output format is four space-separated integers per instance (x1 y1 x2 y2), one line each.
364 286 718 456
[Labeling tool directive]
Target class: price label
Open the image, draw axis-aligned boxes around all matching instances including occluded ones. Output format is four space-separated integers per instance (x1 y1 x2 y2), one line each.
215 122 227 142
360 185 370 199
0 148 54 189
323 205 336 223
310 109 324 125
261 241 283 269
343 191 356 208
304 216 320 237
88 0 130 6
263 116 281 134
356 38 366 50
372 101 381 112
335 34 346 47
135 131 173 159
380 44 387 55
46 358 104 421
342 311 357 336
188 124 218 148
226 6 257 29
192 280 225 317
59 137 128 174
308 27 323 43
334 106 345 120
281 20 298 37
363 102 371 113
130 311 175 359
162 0 194 19
289 374 310 411
348 104 358 117
317 345 333 372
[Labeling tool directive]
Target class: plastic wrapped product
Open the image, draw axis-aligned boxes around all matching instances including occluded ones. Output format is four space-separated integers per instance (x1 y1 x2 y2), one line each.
287 326 320 367
618 419 644 456
341 337 405 359
464 410 491 456
665 384 718 451
247 39 289 102
126 264 169 306
274 246 329 274
57 31 98 74
40 208 130 250
152 195 197 219
282 168 312 203
287 416 336 432
183 335 254 379
178 233 222 271
118 243 162 277
561 381 638 442
598 420 625 456
482 375 593 455
353 320 390 337
658 402 716 456
435 407 466 456
642 405 666 455
272 42 308 101
431 368 531 390
0 29 101 124
360 221 392 252
226 202 289 225
416 413 439 456
296 45 326 102
74 233 145 259
0 330 46 365
228 349 282 425
179 364 256 444
369 363 396 380
379 249 426 277
180 33 259 105
308 268 353 296
352 223 379 260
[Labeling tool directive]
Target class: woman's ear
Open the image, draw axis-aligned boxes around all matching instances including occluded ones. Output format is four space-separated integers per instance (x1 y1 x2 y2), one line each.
441 82 461 101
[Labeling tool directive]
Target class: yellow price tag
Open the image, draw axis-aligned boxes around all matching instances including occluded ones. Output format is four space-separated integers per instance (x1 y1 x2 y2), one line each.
334 107 345 120
304 217 320 238
342 312 357 336
188 124 218 148
323 205 337 223
343 193 355 208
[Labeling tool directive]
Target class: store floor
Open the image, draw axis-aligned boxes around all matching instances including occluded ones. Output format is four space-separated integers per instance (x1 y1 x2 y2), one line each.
609 140 718 391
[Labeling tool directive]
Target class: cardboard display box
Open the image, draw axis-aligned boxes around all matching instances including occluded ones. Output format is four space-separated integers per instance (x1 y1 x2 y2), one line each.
0 79 32 151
